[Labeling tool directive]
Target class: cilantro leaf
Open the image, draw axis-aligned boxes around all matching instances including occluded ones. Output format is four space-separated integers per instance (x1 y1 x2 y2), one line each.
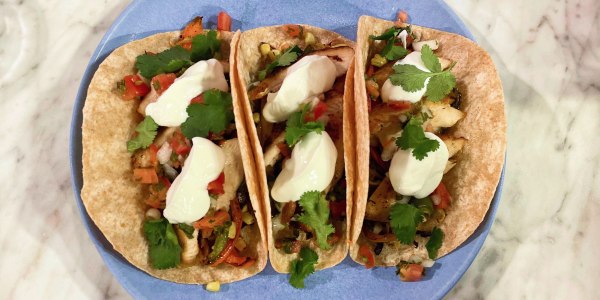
180 89 234 139
297 191 335 250
421 44 442 73
383 44 409 61
143 218 181 269
258 45 302 80
395 116 440 160
127 116 159 153
389 64 431 92
178 223 195 239
135 46 192 79
370 27 402 40
284 104 325 146
389 203 424 244
426 227 444 259
289 247 318 289
190 30 221 62
425 71 456 101
388 44 456 101
371 27 409 61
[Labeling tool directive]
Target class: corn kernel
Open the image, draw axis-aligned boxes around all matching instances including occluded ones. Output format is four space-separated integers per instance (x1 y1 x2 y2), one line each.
371 54 387 67
206 281 220 292
253 112 260 123
268 49 281 60
259 43 271 56
304 32 316 45
242 211 255 225
228 222 236 239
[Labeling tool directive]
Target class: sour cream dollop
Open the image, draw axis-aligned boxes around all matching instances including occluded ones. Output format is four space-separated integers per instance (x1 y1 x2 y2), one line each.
381 51 429 103
262 55 336 123
146 59 228 127
163 137 225 224
388 132 448 198
271 132 337 202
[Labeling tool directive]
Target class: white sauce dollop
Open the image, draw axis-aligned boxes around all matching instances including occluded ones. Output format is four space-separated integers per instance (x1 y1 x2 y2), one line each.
388 132 448 198
271 132 337 202
381 51 429 103
145 59 228 127
163 137 224 224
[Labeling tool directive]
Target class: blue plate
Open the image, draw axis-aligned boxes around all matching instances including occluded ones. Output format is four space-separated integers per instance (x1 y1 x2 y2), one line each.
70 1 505 299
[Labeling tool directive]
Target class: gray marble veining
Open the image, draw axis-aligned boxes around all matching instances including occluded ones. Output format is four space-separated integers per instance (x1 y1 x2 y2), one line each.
0 0 598 299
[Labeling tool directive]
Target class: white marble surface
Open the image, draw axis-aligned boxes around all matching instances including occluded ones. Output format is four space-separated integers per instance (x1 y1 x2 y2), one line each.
1 0 598 299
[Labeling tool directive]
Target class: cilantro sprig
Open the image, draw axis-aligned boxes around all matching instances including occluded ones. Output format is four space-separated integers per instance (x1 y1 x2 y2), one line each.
180 89 234 139
127 116 159 153
289 247 319 289
370 26 409 61
389 44 456 101
297 191 335 250
135 30 221 79
285 104 325 146
258 45 302 80
143 218 182 269
426 227 444 259
395 116 440 160
389 203 424 244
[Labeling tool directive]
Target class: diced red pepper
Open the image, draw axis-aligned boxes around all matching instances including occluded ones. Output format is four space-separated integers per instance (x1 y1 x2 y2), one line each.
148 144 159 165
224 248 247 266
207 172 225 195
190 93 204 104
169 131 191 155
282 24 302 37
329 200 346 218
277 143 291 159
181 16 203 39
387 100 411 111
209 198 242 267
120 74 150 100
193 210 230 230
399 264 424 282
151 73 177 95
133 168 158 184
432 182 451 209
217 11 232 31
304 101 328 122
358 244 375 269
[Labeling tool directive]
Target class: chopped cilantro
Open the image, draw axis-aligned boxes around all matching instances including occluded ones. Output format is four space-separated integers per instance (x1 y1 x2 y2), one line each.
284 104 325 146
297 191 335 250
135 46 192 79
388 44 456 101
258 45 302 80
180 89 234 139
395 116 440 160
143 218 181 269
389 203 424 244
127 116 158 153
426 227 444 259
370 26 409 61
178 223 195 239
289 247 319 289
190 30 221 62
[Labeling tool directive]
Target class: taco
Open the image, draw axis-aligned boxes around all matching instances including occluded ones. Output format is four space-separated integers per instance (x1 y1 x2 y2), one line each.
81 14 268 285
231 24 355 287
349 15 505 281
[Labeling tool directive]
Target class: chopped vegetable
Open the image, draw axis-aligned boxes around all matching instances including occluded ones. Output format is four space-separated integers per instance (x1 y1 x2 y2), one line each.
177 223 195 239
285 103 325 146
242 210 255 225
398 263 424 282
181 17 203 39
133 168 159 184
358 244 375 269
181 89 234 139
370 54 388 67
151 73 177 95
370 27 409 61
118 74 150 100
206 281 220 292
259 43 272 56
207 222 232 262
257 45 302 80
297 191 335 249
432 182 451 209
217 11 232 31
168 131 191 155
135 46 192 79
280 201 297 225
304 32 316 45
389 203 423 244
395 116 440 160
389 44 456 101
224 248 247 266
289 247 318 289
365 79 380 100
207 172 225 195
303 101 328 122
282 24 303 38
143 218 181 269
329 199 346 218
193 210 230 229
426 227 444 259
126 116 159 153
413 197 434 218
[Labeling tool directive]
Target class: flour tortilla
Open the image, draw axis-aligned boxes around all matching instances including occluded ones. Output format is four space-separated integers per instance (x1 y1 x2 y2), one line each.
232 25 356 273
81 30 268 283
350 16 506 266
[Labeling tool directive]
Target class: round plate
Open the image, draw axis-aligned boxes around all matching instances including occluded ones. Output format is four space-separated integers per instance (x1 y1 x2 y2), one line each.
69 0 505 299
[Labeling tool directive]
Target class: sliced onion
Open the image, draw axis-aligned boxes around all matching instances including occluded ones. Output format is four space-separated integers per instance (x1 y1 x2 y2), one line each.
157 142 172 165
431 194 441 206
162 164 178 180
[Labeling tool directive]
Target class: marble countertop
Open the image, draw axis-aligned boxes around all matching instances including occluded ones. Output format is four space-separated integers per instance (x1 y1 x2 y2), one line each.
1 0 598 299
